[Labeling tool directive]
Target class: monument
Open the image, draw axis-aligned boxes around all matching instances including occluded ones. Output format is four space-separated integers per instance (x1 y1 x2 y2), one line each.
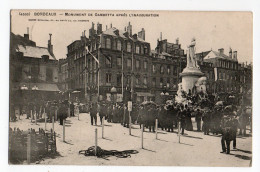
175 38 205 104
180 38 204 93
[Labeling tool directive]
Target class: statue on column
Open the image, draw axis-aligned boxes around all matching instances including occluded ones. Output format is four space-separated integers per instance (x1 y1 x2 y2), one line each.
187 38 199 69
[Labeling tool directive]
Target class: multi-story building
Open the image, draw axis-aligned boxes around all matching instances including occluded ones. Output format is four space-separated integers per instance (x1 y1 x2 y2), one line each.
58 58 69 92
195 47 251 104
10 32 60 107
66 22 153 103
151 37 186 103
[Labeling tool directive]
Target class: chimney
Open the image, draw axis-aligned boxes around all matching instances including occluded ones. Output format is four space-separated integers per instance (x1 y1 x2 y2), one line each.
229 48 232 58
89 22 95 38
24 34 29 40
132 34 137 39
24 27 29 40
233 51 237 60
48 33 53 55
138 28 145 40
97 22 102 35
218 48 224 55
176 37 179 44
160 32 162 41
127 22 132 37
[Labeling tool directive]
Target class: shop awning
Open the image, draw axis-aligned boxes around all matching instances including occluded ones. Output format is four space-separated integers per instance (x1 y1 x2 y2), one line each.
18 82 60 92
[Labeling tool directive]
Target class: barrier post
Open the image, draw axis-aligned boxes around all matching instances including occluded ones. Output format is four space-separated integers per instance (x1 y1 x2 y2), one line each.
95 128 98 156
35 111 37 125
63 119 65 142
141 124 144 149
178 121 181 143
27 132 31 164
52 116 55 132
44 112 47 131
102 118 104 138
155 119 158 139
129 111 131 135
30 110 32 122
55 109 57 121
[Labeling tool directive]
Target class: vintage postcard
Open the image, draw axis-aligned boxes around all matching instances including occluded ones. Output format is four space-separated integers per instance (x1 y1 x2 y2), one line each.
9 10 252 166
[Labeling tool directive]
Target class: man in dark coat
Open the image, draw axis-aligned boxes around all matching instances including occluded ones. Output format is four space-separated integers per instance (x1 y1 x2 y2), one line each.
195 109 202 131
202 109 211 135
70 102 75 117
90 102 97 125
177 105 186 135
220 116 233 154
58 101 68 125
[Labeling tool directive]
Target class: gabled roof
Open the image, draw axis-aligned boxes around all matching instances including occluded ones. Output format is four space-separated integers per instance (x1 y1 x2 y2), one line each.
202 50 237 62
16 45 56 60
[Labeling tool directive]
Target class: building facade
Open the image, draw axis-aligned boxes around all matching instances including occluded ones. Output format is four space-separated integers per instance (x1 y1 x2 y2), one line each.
10 32 60 108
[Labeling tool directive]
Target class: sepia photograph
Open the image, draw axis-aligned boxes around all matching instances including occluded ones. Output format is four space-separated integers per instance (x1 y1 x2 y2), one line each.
9 10 252 166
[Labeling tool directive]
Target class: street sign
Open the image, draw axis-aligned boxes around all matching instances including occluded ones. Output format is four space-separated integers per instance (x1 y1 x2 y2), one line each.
128 101 132 111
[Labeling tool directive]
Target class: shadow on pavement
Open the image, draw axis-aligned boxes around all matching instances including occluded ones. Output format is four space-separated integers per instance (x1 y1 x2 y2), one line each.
156 138 168 142
229 153 252 161
142 148 156 153
63 141 74 145
182 135 203 139
102 137 113 141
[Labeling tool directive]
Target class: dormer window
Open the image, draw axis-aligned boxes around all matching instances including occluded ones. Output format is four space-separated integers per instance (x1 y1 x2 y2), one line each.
117 40 122 51
136 45 140 54
127 42 132 52
106 38 111 49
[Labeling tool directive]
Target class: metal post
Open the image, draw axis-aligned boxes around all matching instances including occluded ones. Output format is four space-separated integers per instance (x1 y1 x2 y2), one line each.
27 132 31 164
78 106 80 120
129 111 131 135
155 119 158 139
55 109 57 121
30 110 32 122
95 128 98 156
35 111 37 125
178 121 181 143
141 124 144 149
44 112 47 131
63 119 65 142
102 117 104 138
52 116 54 132
68 107 70 118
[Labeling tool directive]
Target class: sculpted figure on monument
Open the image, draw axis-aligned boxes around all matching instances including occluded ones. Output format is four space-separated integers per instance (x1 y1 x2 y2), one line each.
187 38 199 69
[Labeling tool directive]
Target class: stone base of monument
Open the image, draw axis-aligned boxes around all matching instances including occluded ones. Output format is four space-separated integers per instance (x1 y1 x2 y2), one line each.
180 67 204 93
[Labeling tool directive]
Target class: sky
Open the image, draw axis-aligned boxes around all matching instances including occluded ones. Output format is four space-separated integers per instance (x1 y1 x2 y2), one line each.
11 10 253 63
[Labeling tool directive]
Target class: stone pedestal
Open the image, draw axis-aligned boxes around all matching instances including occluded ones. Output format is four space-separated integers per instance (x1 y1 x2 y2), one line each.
180 67 204 93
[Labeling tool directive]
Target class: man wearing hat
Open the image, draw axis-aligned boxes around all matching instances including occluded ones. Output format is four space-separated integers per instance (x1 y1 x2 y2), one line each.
220 115 233 154
195 108 202 131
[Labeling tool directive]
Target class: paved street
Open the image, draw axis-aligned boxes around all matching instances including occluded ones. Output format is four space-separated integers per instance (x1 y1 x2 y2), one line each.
9 113 252 166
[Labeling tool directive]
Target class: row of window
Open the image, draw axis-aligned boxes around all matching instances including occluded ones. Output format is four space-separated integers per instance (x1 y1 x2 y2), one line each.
152 64 178 75
105 56 148 70
218 60 238 70
103 37 149 54
105 73 177 89
219 72 238 81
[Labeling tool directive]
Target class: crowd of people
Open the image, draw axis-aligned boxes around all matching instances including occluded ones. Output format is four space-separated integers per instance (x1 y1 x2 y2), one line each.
10 92 252 155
